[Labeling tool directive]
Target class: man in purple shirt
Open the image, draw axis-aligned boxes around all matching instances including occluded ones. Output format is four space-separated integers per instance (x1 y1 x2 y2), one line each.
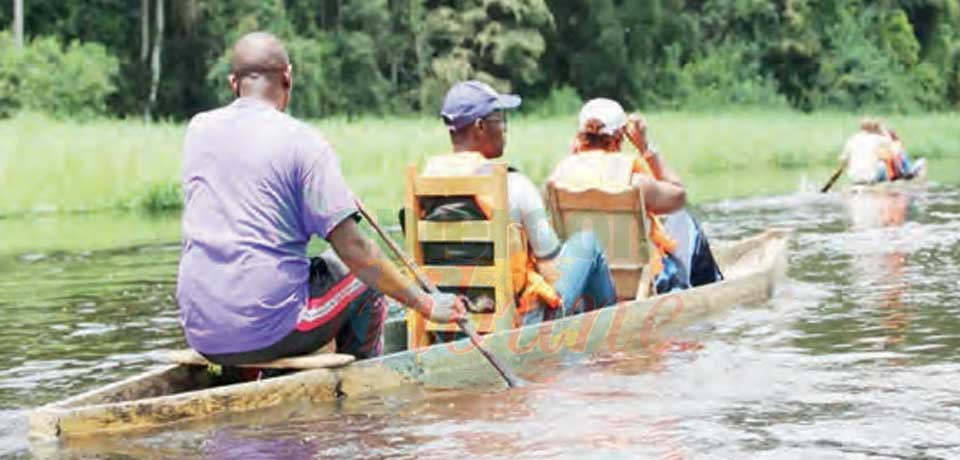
176 32 464 365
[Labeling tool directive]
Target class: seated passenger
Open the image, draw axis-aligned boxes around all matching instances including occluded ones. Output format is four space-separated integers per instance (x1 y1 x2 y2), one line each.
885 128 912 178
176 33 464 367
841 118 919 183
877 123 924 180
427 81 617 325
559 98 722 294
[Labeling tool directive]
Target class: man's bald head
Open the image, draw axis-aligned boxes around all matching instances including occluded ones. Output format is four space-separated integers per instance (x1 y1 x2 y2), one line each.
228 32 292 110
231 32 289 77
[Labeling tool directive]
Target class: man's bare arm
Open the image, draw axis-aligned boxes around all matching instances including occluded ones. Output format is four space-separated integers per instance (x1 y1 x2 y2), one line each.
327 218 463 323
634 175 686 215
642 150 684 187
625 115 685 189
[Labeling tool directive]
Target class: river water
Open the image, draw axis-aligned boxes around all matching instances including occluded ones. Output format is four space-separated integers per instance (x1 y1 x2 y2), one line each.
1 181 959 459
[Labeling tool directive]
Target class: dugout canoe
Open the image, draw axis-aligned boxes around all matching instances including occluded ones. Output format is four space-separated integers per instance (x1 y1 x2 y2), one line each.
28 228 789 441
841 159 928 195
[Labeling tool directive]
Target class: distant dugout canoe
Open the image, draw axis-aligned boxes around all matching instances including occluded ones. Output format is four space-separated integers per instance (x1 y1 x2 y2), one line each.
28 228 790 441
841 160 928 195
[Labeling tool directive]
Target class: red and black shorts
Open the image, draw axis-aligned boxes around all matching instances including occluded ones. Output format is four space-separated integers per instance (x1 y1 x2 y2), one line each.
202 250 387 366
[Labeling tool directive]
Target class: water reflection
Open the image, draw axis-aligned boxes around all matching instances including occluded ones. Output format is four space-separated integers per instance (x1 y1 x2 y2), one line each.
844 189 912 353
45 359 699 460
0 244 181 413
4 185 960 459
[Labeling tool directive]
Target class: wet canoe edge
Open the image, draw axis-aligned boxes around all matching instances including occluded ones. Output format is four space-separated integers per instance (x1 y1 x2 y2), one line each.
841 175 927 195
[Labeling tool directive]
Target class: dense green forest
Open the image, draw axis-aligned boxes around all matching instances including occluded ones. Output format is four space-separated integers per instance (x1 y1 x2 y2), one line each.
2 0 959 120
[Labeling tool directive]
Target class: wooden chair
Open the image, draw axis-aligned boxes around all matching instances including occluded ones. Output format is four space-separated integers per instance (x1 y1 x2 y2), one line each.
546 153 655 301
403 163 519 349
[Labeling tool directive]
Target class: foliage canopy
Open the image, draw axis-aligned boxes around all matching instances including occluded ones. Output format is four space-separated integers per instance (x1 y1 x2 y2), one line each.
1 0 958 119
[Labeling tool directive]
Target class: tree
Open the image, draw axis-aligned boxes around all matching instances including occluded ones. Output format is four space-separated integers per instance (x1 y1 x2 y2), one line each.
418 0 555 110
145 0 163 121
141 0 149 63
13 0 23 47
4 0 960 117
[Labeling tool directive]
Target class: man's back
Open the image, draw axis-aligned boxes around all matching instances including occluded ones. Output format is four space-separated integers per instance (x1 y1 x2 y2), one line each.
842 131 890 183
177 98 355 355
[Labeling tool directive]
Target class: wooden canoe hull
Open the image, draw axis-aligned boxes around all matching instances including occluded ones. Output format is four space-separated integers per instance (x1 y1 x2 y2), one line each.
28 228 789 441
843 180 927 195
343 228 788 392
841 163 928 195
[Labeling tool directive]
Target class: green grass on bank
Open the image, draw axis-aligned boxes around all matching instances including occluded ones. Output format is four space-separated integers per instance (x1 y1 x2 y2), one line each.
2 110 959 217
0 112 184 215
0 211 182 256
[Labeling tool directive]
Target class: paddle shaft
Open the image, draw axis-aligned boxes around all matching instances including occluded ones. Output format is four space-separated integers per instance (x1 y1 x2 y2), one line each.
353 200 523 388
821 164 845 193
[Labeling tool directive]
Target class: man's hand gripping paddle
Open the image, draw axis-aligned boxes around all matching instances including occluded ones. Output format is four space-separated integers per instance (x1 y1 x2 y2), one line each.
353 199 524 388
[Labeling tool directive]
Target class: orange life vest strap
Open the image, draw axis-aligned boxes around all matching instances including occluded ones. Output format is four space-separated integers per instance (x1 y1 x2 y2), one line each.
511 227 562 316
630 156 676 277
517 269 562 315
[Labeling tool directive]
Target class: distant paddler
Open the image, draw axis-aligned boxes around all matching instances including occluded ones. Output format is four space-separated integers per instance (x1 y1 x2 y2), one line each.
557 98 723 294
176 32 464 367
837 118 926 186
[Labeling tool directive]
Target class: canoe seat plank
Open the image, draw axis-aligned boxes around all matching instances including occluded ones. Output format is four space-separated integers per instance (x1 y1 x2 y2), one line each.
166 349 355 369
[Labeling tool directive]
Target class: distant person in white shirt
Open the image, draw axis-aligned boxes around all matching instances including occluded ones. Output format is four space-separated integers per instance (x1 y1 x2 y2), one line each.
840 118 923 184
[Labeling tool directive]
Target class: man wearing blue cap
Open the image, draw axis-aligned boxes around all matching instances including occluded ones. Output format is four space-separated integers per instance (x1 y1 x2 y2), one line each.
423 80 617 325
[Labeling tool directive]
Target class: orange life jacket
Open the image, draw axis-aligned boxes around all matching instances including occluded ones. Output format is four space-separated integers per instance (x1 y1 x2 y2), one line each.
629 155 678 277
510 232 562 316
878 146 900 180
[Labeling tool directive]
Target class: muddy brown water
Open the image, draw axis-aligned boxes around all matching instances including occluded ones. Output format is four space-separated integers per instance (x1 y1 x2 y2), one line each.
1 183 959 459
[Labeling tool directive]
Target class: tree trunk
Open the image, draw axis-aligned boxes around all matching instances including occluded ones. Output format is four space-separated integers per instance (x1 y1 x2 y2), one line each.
146 0 164 122
141 0 150 63
336 0 342 32
391 58 399 87
13 0 24 47
320 0 326 29
410 0 429 111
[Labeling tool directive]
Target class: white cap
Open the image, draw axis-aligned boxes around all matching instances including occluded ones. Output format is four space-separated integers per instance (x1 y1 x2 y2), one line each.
578 98 626 135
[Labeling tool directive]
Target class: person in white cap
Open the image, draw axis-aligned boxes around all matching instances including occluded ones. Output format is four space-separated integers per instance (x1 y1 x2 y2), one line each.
571 98 687 212
558 98 722 294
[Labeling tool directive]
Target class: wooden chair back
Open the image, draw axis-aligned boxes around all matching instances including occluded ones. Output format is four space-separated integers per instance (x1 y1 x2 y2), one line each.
403 163 518 349
546 153 654 300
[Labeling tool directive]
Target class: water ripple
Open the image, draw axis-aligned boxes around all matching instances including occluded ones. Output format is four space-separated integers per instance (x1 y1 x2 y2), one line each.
2 186 960 459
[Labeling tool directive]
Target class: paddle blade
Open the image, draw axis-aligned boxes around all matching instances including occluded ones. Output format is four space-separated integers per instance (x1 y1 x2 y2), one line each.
455 317 525 388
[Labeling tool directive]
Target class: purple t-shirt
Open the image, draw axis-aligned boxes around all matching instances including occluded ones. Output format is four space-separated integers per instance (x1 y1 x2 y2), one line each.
176 98 356 355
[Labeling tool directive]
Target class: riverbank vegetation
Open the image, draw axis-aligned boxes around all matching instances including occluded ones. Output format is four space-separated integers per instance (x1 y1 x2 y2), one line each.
3 1 959 217
3 111 958 217
1 0 959 121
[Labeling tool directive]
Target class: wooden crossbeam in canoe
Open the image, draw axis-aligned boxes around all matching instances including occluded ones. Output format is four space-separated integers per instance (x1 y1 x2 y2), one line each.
167 349 356 369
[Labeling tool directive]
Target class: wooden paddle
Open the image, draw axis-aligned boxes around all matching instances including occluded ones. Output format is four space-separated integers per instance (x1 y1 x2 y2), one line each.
354 199 524 389
821 164 845 193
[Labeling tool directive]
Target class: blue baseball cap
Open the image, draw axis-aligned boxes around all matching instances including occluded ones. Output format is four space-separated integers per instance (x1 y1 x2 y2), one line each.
440 80 521 131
